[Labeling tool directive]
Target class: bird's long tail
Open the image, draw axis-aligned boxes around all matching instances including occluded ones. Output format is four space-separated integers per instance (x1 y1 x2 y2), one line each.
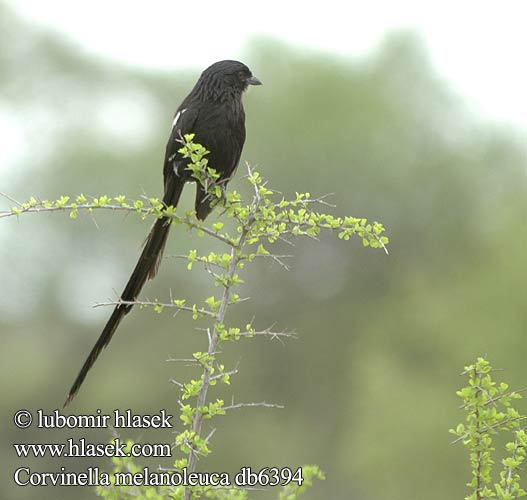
64 177 185 406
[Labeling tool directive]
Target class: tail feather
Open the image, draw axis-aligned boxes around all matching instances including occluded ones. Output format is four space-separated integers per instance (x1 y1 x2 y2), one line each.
64 178 184 406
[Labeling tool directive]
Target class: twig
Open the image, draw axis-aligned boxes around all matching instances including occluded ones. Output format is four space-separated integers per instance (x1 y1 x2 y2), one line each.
238 328 298 341
93 299 215 318
0 191 22 206
222 400 284 411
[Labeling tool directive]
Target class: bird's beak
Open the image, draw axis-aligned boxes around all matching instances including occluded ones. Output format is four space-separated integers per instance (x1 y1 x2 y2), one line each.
246 76 262 86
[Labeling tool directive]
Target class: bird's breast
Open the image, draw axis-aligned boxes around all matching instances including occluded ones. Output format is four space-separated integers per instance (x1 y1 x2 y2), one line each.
193 101 246 179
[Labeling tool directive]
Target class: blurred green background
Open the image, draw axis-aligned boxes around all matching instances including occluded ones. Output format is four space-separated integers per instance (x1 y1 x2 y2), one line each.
1 2 526 499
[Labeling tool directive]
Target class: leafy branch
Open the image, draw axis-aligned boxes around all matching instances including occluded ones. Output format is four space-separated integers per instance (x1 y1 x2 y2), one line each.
3 134 388 499
451 357 527 500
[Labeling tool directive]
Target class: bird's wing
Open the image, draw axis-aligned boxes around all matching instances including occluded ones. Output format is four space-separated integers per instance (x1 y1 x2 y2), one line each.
163 106 200 189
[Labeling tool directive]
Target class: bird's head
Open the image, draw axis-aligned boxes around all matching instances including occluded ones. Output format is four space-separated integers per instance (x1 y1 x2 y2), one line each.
198 60 262 99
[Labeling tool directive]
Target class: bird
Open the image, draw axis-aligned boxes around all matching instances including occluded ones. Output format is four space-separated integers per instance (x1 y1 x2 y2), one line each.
64 60 261 406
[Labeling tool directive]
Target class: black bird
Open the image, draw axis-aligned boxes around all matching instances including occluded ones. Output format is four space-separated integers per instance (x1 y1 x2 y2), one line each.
64 60 261 406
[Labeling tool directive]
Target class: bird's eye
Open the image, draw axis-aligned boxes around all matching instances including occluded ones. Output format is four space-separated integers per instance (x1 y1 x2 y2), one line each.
237 70 245 79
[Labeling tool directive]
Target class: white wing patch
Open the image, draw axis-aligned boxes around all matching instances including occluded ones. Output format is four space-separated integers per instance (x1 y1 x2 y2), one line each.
172 108 187 129
170 108 187 177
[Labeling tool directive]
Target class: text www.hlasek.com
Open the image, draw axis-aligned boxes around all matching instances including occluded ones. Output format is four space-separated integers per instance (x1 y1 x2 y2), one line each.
14 438 170 458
